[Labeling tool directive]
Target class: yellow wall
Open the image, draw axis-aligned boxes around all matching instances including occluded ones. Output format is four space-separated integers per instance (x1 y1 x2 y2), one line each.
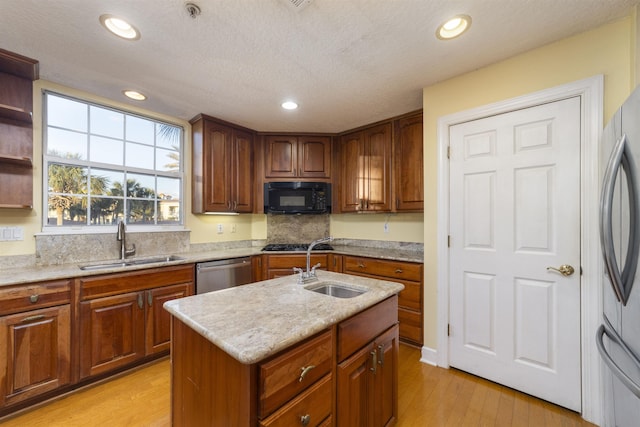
330 213 423 242
422 17 636 349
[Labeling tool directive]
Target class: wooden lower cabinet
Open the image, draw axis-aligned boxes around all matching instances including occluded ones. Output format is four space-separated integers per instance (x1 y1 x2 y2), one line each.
170 296 399 427
0 304 71 407
79 265 194 380
343 256 423 346
0 279 72 409
261 254 329 279
79 292 146 378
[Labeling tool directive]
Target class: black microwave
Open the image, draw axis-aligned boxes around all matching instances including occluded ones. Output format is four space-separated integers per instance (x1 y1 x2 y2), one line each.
264 182 331 214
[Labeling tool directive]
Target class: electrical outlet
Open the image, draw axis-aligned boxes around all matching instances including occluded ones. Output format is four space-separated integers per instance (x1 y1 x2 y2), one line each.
231 224 237 233
216 224 223 234
384 222 389 233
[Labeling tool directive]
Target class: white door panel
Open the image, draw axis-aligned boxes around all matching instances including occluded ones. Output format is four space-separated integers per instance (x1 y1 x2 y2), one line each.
449 97 581 411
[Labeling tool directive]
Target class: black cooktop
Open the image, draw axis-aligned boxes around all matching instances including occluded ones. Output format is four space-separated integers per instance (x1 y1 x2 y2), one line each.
261 243 334 252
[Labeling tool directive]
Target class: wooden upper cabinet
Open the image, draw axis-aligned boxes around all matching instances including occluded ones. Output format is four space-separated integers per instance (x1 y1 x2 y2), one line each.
394 112 423 211
264 135 331 180
0 48 38 209
191 114 254 214
339 122 392 213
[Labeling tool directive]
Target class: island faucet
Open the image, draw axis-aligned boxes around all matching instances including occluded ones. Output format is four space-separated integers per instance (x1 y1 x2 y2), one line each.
295 236 333 284
116 220 136 260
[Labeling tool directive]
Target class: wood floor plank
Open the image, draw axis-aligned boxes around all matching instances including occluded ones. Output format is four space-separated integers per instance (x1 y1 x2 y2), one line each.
0 345 596 427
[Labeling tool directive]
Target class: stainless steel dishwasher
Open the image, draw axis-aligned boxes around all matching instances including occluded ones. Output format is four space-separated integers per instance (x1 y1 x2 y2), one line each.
196 257 253 294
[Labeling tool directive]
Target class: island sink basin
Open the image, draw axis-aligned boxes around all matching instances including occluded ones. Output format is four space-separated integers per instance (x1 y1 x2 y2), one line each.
304 281 367 299
79 255 184 271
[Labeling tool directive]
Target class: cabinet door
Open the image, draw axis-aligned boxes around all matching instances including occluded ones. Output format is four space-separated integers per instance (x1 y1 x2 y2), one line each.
337 343 373 427
0 305 70 407
339 131 364 212
298 136 331 179
202 120 232 212
265 136 298 178
145 283 192 355
372 325 398 427
395 113 423 211
232 128 254 213
79 292 145 379
363 123 392 212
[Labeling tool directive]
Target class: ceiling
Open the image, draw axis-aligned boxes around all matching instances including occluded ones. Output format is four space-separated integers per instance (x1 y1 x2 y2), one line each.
1 0 638 133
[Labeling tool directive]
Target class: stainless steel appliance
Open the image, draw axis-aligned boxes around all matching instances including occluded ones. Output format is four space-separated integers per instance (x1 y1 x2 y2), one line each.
263 181 331 214
598 85 640 426
196 257 253 294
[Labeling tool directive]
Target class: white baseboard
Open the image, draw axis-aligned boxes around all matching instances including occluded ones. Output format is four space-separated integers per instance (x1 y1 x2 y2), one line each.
419 346 438 366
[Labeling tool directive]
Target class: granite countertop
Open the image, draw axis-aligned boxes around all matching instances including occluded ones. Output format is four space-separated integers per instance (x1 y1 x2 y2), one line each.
163 270 404 364
0 245 423 288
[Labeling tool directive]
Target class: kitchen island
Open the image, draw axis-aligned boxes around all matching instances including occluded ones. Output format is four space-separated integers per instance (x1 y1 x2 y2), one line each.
163 270 404 427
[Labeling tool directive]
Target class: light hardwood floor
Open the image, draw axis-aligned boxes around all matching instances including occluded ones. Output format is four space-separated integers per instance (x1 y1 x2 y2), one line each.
0 345 595 426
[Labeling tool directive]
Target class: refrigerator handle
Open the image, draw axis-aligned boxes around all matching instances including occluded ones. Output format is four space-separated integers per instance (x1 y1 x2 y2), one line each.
600 133 640 306
596 318 640 399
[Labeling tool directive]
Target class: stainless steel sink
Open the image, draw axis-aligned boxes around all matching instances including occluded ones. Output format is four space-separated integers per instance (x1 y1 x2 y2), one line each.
79 255 184 270
304 281 367 299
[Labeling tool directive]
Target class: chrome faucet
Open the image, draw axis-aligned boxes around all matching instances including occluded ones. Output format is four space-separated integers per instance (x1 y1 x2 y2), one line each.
295 236 333 284
117 220 136 260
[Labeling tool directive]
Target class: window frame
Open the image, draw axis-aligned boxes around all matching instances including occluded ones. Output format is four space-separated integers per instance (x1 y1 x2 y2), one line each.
41 90 186 233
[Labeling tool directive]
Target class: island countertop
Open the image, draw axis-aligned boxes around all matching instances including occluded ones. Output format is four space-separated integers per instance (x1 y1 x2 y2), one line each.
163 270 404 364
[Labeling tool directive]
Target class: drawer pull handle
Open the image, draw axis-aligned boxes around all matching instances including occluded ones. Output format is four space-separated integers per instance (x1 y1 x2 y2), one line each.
358 263 365 268
395 269 403 274
299 365 316 382
300 414 311 426
378 344 385 366
21 314 45 323
137 294 143 309
29 294 39 303
148 291 153 307
370 350 377 374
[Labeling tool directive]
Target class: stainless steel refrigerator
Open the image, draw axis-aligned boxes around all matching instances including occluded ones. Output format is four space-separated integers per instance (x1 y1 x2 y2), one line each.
598 85 640 427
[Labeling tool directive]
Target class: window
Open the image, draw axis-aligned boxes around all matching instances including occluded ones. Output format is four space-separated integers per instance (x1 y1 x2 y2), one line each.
43 92 183 229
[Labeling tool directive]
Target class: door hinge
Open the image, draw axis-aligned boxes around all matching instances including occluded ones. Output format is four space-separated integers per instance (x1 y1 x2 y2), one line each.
448 235 451 248
447 146 451 159
447 324 450 337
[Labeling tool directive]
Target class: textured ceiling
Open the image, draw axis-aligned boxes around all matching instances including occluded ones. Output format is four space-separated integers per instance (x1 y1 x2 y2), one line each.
1 0 638 132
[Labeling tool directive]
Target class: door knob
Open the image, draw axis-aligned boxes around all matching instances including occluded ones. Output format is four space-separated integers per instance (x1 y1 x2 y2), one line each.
546 264 575 276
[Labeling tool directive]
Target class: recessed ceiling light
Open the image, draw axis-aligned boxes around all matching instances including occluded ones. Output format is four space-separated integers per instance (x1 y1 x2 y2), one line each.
100 14 141 40
123 90 147 101
436 15 471 40
281 101 298 110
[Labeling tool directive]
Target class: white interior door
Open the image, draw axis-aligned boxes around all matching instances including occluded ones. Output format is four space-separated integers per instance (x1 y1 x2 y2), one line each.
448 96 582 411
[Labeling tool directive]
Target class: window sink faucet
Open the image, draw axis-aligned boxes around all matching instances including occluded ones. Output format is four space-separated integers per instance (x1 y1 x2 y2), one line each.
117 220 136 260
295 236 333 284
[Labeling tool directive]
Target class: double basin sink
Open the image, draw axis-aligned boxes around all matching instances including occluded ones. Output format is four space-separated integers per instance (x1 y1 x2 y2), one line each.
79 255 184 271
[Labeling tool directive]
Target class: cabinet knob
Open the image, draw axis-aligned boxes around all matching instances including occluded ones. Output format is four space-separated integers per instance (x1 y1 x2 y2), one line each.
300 414 311 426
358 263 365 269
29 294 39 303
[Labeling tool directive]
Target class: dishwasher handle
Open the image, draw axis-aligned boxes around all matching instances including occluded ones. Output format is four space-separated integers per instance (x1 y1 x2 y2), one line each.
196 258 251 273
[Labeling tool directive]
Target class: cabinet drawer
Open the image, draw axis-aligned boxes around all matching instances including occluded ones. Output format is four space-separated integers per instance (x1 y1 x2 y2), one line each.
265 254 328 270
79 264 194 300
259 374 332 427
398 308 423 346
343 256 422 281
337 295 398 362
260 329 333 417
0 280 71 316
397 279 421 310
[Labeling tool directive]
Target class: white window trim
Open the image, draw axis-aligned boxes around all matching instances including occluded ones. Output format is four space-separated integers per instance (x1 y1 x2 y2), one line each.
41 90 186 232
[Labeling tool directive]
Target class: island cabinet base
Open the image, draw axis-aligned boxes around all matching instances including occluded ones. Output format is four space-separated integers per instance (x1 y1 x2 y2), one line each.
169 295 399 427
170 318 258 426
